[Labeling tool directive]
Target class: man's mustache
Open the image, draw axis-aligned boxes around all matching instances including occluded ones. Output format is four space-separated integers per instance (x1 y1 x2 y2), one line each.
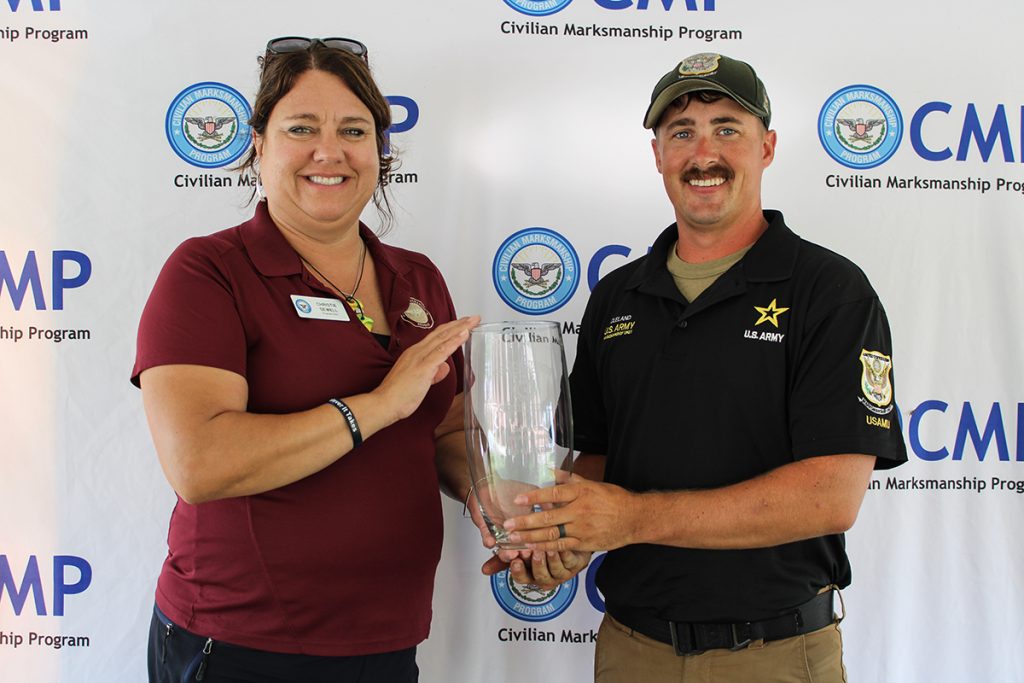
681 164 734 182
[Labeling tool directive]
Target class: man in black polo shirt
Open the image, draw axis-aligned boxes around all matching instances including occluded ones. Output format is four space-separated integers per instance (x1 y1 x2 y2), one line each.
500 53 908 681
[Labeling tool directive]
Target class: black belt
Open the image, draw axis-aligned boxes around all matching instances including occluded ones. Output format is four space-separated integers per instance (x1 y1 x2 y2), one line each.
607 590 836 656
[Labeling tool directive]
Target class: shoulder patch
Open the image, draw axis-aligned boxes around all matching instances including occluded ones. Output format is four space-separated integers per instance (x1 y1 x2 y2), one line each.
860 349 893 407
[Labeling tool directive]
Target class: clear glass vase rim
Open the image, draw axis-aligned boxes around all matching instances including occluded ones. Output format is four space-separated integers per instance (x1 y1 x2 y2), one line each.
470 320 561 334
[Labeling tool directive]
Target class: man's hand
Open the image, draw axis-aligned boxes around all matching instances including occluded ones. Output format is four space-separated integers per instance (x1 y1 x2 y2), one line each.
499 454 877 552
470 496 593 588
500 474 642 552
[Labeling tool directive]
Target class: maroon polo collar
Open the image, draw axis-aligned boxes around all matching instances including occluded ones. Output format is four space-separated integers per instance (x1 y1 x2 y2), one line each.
238 201 409 279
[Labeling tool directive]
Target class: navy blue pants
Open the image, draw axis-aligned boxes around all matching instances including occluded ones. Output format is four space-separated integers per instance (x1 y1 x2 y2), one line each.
148 605 418 683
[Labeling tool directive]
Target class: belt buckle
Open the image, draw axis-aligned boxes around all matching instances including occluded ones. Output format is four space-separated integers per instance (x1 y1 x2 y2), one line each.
668 621 703 657
729 623 753 651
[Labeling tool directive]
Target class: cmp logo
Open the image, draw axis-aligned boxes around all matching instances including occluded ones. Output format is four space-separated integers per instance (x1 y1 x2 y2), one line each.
0 555 92 616
583 552 607 612
493 228 580 315
293 298 313 315
165 82 253 169
504 0 574 15
819 85 903 169
4 0 61 10
491 569 578 621
503 0 716 14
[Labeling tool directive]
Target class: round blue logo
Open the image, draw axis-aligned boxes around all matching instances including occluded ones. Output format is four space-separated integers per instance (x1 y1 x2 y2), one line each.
818 85 903 169
294 298 312 314
503 0 573 16
491 569 578 622
165 82 253 168
584 552 607 613
493 227 580 315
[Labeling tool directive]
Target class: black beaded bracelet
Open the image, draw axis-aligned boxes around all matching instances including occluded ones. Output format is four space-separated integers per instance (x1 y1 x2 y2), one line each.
328 398 362 448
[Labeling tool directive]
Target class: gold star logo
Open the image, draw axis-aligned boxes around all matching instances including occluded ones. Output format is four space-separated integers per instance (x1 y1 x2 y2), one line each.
754 299 789 328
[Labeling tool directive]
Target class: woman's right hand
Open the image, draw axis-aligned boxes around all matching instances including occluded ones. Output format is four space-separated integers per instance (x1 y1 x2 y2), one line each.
372 316 479 423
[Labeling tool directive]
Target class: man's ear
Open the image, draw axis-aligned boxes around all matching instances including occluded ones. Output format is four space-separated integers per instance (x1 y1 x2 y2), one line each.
761 129 777 168
652 137 663 174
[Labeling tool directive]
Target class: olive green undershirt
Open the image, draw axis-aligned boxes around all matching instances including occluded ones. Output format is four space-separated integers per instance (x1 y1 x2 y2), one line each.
666 241 752 303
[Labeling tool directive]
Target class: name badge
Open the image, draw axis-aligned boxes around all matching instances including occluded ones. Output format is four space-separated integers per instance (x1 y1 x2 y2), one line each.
291 295 350 322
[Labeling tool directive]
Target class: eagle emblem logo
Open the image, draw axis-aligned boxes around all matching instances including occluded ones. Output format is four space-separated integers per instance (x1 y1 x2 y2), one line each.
185 115 236 142
511 262 561 289
492 227 579 315
679 53 721 77
836 117 885 144
859 349 893 407
818 85 903 170
165 82 253 169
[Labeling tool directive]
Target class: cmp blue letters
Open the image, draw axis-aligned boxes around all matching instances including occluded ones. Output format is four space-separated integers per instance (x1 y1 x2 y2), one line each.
911 102 1017 163
384 95 419 156
4 0 60 10
0 250 91 311
594 0 715 9
907 401 1022 462
0 555 92 616
957 104 1014 162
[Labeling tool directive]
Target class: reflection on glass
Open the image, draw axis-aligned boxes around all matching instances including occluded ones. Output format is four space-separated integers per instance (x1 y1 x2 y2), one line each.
465 321 573 549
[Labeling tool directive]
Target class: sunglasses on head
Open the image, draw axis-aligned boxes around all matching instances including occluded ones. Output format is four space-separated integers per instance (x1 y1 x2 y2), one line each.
265 36 368 61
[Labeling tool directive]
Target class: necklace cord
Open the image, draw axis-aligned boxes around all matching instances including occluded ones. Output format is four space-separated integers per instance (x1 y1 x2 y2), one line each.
301 240 366 300
299 241 375 332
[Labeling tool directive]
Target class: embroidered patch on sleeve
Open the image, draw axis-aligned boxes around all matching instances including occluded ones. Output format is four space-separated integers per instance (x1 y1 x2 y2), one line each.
860 349 893 408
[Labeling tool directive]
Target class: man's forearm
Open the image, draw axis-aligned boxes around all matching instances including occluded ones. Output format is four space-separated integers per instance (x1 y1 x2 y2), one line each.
633 453 876 549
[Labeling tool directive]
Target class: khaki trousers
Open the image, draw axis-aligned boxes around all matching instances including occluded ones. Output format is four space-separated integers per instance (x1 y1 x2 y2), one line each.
595 613 847 683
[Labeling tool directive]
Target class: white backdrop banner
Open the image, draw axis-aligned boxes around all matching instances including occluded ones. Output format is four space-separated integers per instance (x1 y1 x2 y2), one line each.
1 1 1022 681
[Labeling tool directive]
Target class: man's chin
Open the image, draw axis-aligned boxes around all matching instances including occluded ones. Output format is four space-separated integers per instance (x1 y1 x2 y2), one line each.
678 208 728 229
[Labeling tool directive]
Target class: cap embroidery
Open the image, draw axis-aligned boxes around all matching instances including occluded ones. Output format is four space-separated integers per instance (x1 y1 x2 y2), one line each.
678 53 721 77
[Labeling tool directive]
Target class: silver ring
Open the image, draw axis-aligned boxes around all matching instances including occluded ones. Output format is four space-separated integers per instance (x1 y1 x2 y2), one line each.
557 523 567 539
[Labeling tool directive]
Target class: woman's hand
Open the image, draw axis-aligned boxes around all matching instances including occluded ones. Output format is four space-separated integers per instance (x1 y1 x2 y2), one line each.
141 315 479 504
372 316 479 423
481 547 593 591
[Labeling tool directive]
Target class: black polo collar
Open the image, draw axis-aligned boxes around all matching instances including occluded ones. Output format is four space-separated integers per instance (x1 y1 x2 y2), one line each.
627 209 800 295
741 210 800 283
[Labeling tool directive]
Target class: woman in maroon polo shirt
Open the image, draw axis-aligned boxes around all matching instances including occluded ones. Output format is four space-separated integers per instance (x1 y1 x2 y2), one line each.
133 37 477 682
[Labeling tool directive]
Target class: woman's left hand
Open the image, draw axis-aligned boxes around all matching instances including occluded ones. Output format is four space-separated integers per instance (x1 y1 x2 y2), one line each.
371 316 479 424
